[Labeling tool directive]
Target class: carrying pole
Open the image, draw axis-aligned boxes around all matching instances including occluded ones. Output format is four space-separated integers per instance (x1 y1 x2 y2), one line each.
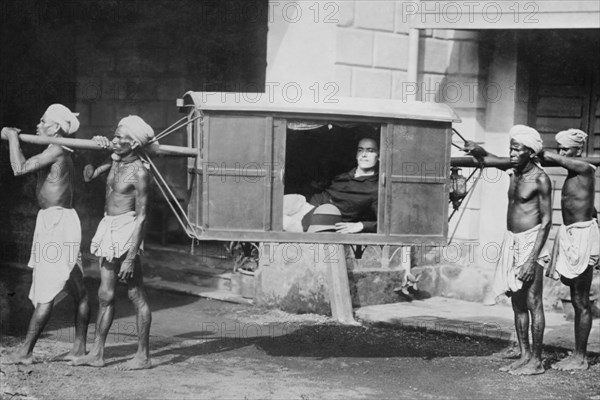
1 133 197 158
452 155 600 168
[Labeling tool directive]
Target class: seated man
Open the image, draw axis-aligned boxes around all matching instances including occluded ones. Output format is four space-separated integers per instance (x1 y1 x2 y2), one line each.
283 137 379 234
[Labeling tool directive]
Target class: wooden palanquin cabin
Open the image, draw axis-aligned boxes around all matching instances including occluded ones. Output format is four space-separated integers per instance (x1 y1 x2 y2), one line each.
179 92 461 246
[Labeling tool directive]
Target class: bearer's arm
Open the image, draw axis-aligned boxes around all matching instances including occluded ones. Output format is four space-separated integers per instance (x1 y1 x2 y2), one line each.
83 161 112 182
462 140 512 171
118 166 150 280
540 151 595 175
83 136 114 182
2 127 62 175
519 173 553 282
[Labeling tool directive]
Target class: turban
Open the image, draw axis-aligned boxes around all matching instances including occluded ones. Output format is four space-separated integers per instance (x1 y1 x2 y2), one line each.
44 104 80 135
509 124 543 154
118 115 155 147
556 129 587 148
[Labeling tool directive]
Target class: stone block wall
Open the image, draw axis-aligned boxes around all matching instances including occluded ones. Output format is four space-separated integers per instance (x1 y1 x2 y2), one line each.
335 2 484 247
333 1 486 269
327 1 496 304
255 243 411 312
0 0 268 259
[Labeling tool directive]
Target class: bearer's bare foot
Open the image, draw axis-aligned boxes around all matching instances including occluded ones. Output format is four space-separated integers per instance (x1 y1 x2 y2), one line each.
509 359 545 375
497 347 521 360
61 350 86 362
551 354 588 371
499 355 530 372
70 354 105 367
1 351 33 365
116 356 151 371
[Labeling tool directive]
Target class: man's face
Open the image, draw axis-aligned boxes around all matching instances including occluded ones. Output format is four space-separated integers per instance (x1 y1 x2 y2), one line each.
557 144 582 158
356 138 379 170
36 114 59 137
509 139 534 169
112 126 136 156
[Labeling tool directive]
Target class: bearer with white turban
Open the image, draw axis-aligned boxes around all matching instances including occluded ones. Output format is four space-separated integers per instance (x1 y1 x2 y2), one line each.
462 124 552 375
117 115 155 147
43 103 80 136
542 128 598 371
77 114 154 370
85 115 158 164
555 128 588 154
509 124 543 155
1 104 89 365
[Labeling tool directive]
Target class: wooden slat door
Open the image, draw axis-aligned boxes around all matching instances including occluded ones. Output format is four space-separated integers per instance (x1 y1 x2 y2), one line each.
385 121 452 243
526 29 600 234
200 113 281 232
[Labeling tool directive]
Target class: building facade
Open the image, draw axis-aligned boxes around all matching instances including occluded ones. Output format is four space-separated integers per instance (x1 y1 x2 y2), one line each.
265 0 600 304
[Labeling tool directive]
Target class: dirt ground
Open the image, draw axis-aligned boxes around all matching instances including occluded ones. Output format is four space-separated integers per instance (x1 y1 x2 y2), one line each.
1 276 600 400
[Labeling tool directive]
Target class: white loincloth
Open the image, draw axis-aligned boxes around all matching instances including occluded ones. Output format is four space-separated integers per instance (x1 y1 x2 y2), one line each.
28 207 82 305
491 224 550 300
91 211 143 262
549 219 599 280
283 194 315 232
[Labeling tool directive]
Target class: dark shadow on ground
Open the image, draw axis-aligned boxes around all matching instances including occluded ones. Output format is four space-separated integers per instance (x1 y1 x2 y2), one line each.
91 322 512 368
86 321 599 371
0 265 199 336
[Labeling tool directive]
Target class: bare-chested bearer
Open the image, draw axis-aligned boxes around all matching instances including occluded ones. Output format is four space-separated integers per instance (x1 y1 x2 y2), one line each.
72 115 154 371
465 125 552 375
542 129 598 371
2 104 89 365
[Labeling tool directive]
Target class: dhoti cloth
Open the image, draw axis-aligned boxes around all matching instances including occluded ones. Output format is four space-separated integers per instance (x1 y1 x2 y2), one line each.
491 224 550 300
547 219 599 280
28 207 82 304
91 211 143 262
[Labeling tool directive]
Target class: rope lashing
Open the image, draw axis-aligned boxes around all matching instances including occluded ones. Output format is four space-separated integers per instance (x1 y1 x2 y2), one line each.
448 167 483 244
139 150 203 240
149 113 203 144
452 128 467 143
136 111 205 240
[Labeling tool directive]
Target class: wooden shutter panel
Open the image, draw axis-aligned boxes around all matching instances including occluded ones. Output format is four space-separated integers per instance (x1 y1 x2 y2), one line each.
202 114 277 231
385 121 451 242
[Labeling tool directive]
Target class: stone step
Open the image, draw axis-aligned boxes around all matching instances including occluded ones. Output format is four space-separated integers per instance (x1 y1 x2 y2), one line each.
143 261 232 291
81 241 236 292
142 244 234 291
142 277 253 305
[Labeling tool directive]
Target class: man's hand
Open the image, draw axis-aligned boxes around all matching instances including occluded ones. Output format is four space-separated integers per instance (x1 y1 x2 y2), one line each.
83 164 95 182
335 222 364 234
118 259 135 281
92 136 111 149
1 127 20 140
462 140 487 160
537 149 546 161
518 260 537 282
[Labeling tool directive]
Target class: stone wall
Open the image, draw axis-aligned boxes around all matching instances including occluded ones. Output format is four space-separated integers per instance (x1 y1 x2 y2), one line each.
255 243 409 313
0 0 268 260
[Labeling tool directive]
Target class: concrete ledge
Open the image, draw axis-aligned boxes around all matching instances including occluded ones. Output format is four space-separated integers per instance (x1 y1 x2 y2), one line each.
356 297 600 354
143 277 253 305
